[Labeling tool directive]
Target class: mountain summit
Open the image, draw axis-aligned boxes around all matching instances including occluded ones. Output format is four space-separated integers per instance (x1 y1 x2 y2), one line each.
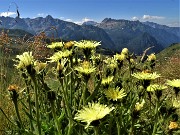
0 15 179 54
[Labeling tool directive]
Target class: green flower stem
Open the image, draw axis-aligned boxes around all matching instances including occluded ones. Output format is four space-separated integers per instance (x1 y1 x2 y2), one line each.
129 118 135 135
26 82 34 131
128 59 132 77
152 100 159 135
58 109 65 130
93 126 99 135
83 81 88 105
60 79 71 117
67 120 73 135
13 98 24 130
129 97 137 135
59 79 73 135
108 113 113 135
50 101 62 135
115 117 120 135
79 80 88 106
70 57 73 106
32 78 41 135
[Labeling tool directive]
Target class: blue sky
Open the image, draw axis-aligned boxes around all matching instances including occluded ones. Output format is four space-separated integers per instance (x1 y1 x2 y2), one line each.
0 0 179 27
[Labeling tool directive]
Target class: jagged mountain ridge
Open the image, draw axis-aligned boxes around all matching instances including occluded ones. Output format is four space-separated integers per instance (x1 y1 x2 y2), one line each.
0 15 179 54
0 15 116 51
97 18 180 54
82 21 99 26
143 21 180 37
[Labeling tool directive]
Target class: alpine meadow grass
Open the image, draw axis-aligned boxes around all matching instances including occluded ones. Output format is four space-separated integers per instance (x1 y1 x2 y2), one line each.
0 32 180 135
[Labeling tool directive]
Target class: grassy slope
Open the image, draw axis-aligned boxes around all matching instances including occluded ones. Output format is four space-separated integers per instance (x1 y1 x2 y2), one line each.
155 43 180 80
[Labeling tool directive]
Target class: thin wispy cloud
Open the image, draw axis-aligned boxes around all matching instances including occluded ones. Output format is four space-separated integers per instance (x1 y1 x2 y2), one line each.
131 16 139 21
59 17 65 20
65 18 73 22
131 15 165 21
74 17 94 25
37 13 48 17
59 17 94 25
142 15 165 20
168 22 180 27
0 12 16 17
82 17 93 22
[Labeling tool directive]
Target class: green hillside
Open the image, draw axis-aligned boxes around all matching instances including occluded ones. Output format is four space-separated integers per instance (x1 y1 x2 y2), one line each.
0 28 33 38
157 43 180 60
156 43 180 80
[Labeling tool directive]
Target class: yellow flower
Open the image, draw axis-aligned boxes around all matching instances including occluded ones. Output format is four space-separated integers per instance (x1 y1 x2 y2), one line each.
8 84 19 92
105 88 127 101
101 76 114 85
48 50 72 62
147 53 156 61
75 61 96 75
132 72 160 80
64 41 74 49
74 102 114 128
47 42 63 49
114 53 125 61
104 57 117 69
34 61 47 73
172 98 180 108
130 58 135 64
15 52 34 69
8 84 19 99
167 79 180 88
147 84 167 92
121 48 129 55
74 40 101 49
57 61 63 72
169 121 178 130
135 99 145 111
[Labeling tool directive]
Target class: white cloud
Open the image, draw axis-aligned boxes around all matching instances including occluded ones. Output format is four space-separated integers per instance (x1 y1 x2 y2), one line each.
59 17 65 19
132 16 139 21
82 17 93 22
37 13 44 16
167 22 180 27
142 15 165 20
74 17 94 25
74 21 82 25
58 17 94 25
37 13 48 17
65 18 73 22
0 12 16 17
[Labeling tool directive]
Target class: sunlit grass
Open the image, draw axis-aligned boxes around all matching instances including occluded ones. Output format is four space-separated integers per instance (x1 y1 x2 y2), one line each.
0 31 180 135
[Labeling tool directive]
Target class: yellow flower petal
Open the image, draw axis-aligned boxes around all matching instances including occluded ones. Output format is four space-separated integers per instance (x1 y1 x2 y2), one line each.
105 88 127 101
74 102 114 128
167 79 180 88
132 72 160 80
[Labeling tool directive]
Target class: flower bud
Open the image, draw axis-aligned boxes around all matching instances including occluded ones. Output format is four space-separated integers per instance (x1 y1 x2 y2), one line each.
169 121 178 130
135 99 145 111
8 84 19 101
121 48 128 55
147 53 156 62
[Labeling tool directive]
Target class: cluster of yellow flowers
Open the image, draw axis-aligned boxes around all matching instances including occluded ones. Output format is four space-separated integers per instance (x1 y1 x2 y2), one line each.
13 40 180 131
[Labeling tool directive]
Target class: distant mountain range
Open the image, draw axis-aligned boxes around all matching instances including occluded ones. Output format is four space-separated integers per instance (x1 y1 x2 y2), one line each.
0 15 179 54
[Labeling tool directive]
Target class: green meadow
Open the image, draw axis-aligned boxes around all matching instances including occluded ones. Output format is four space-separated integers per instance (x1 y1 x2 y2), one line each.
0 31 180 135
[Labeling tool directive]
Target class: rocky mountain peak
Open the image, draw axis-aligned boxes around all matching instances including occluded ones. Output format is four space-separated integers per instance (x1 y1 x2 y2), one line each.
82 21 98 26
0 16 179 54
45 15 54 20
101 18 113 23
